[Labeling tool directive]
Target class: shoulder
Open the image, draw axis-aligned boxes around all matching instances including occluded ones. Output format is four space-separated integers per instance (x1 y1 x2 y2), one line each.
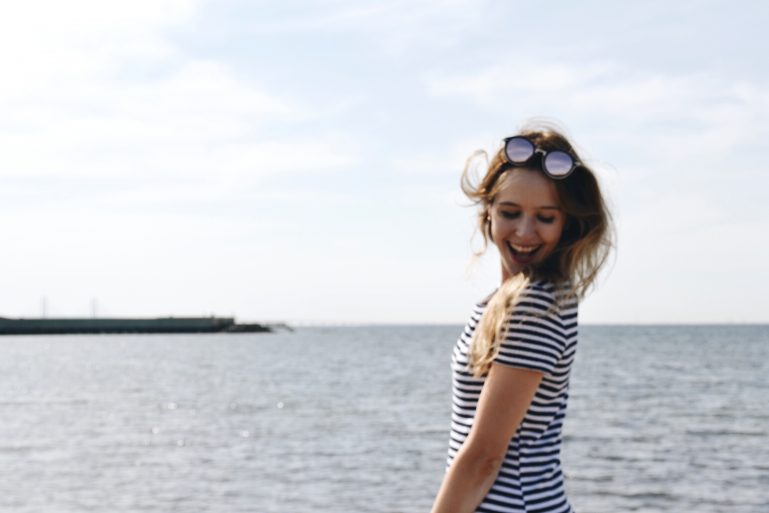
517 279 575 313
506 279 578 340
521 279 556 301
495 280 573 373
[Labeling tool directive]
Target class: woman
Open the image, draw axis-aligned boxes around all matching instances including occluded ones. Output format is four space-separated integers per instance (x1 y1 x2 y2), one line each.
431 125 612 513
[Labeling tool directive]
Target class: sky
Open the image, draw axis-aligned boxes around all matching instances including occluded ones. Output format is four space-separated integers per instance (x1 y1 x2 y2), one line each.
1 0 768 324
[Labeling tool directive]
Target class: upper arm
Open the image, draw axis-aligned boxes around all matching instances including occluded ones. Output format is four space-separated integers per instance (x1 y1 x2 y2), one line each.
462 363 543 460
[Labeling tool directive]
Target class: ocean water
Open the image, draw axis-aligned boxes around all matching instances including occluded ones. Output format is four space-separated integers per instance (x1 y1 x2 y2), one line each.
0 325 767 512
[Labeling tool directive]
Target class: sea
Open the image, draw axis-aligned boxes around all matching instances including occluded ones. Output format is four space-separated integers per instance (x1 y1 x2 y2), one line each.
1 325 767 513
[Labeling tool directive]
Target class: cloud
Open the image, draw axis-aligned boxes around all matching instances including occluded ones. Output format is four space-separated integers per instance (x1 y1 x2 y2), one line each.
425 58 769 119
391 135 489 177
0 57 315 172
235 0 487 52
427 63 604 102
0 0 361 208
426 59 769 179
0 1 196 91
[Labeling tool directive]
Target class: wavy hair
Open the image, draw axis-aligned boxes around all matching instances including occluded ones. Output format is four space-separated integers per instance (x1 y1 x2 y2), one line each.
462 124 613 376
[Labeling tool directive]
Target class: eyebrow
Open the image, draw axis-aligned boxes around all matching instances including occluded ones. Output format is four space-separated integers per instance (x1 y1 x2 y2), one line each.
497 201 561 210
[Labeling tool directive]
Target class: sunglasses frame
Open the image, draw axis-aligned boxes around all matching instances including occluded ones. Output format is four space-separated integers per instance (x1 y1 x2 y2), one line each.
502 135 579 180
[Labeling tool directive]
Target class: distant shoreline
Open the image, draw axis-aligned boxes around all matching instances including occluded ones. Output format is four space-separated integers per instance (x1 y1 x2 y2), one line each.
0 317 285 335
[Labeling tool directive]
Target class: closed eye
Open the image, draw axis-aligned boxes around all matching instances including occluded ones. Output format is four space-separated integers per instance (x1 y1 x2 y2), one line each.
537 216 556 224
499 211 520 220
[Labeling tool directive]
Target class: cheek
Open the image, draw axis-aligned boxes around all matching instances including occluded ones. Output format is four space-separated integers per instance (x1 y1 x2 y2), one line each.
543 222 565 245
489 216 506 240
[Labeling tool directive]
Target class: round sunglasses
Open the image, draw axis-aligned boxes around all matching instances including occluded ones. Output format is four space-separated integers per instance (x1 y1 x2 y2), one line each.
503 136 579 179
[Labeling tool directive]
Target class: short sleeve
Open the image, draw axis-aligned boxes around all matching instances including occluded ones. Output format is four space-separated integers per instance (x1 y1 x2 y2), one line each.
493 282 567 375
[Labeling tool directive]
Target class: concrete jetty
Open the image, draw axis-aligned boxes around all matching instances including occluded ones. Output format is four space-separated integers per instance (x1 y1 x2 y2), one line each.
0 316 276 335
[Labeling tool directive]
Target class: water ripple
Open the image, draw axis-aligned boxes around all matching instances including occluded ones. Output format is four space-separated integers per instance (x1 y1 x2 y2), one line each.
0 325 767 512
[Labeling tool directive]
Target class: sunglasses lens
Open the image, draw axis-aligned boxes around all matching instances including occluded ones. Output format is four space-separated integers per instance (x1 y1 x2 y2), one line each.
544 151 574 177
505 137 535 163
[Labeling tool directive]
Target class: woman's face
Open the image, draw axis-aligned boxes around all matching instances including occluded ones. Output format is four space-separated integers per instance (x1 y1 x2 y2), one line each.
490 168 566 281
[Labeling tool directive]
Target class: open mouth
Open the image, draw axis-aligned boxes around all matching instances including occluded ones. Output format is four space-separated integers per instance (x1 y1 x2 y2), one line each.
507 242 542 264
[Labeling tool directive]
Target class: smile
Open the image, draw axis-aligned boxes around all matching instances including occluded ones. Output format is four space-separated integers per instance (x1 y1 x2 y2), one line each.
509 243 541 255
507 242 542 264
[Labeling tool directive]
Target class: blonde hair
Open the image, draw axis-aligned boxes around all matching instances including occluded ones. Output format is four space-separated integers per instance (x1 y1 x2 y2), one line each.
462 125 613 377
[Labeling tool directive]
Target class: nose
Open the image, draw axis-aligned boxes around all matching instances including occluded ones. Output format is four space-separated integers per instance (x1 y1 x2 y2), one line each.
515 215 536 239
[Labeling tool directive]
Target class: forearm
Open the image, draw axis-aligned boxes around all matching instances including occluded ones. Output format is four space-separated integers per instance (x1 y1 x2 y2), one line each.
431 365 542 512
430 445 502 513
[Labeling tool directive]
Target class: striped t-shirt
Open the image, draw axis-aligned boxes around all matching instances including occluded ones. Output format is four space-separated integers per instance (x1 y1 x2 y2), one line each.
447 280 578 513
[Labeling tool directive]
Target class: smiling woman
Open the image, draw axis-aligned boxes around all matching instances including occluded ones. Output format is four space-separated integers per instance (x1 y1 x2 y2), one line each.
430 123 613 513
490 170 566 280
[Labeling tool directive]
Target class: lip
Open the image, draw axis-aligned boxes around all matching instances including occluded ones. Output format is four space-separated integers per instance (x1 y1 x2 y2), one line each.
507 242 542 265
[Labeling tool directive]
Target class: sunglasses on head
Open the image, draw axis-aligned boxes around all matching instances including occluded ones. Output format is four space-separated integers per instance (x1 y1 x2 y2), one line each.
503 135 579 180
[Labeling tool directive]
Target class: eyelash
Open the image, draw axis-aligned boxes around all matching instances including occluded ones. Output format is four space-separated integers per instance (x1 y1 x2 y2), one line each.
499 211 556 224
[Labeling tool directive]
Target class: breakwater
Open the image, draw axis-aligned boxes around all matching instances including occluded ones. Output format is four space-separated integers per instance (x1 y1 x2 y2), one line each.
0 317 274 335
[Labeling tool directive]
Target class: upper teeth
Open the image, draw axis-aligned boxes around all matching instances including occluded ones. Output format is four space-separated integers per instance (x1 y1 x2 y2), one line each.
511 244 539 254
